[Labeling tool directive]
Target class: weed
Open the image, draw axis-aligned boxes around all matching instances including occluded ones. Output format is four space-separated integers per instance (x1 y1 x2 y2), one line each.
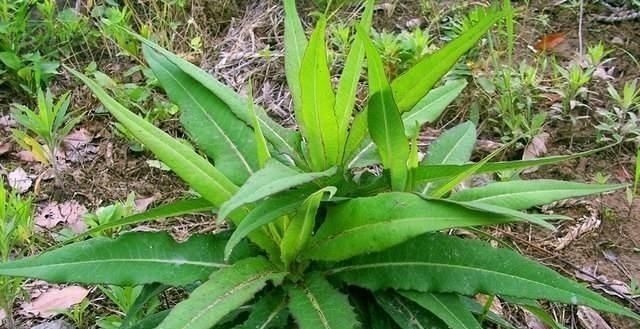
595 79 640 145
11 89 84 188
0 179 34 329
83 193 136 238
61 298 91 329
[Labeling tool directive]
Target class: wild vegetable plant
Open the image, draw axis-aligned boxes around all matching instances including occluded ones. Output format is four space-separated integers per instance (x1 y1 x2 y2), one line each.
1 1 639 328
11 89 84 188
595 79 640 146
0 179 33 329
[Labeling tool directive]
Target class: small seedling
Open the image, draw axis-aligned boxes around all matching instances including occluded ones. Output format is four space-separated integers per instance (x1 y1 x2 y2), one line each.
11 89 83 188
83 193 137 238
595 79 640 146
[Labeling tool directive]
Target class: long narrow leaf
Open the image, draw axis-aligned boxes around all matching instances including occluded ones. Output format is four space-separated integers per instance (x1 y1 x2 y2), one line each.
121 283 167 329
283 0 307 112
298 17 340 170
400 292 482 329
0 232 250 286
360 27 409 191
67 67 237 209
391 8 502 111
156 257 286 329
132 34 302 164
218 159 336 221
305 192 518 261
330 233 640 320
403 80 469 135
288 273 359 329
144 45 258 184
335 0 375 155
413 145 615 184
449 180 626 210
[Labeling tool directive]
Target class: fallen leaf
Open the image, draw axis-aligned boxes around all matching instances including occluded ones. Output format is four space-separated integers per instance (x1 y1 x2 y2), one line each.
21 286 88 318
15 150 38 162
146 160 171 171
0 115 16 130
523 132 550 174
62 128 97 163
535 32 566 52
576 266 632 299
135 195 157 212
0 142 11 155
475 294 504 316
35 201 87 233
592 65 615 81
476 139 504 153
7 167 32 193
0 308 5 321
577 306 612 329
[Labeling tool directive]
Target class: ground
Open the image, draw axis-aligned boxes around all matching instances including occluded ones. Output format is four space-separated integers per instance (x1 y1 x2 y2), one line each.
1 0 640 328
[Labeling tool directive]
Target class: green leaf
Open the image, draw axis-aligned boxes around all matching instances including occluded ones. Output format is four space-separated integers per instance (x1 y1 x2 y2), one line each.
74 198 214 242
346 82 468 169
281 187 336 267
156 257 286 329
375 292 447 329
391 8 501 111
443 198 560 230
144 45 258 184
330 233 640 320
247 81 271 168
218 159 336 221
0 232 249 286
334 0 375 156
234 290 288 329
283 0 307 112
67 67 237 209
0 51 22 70
424 121 476 165
400 292 482 329
634 147 639 194
360 27 409 191
413 145 615 184
449 180 626 210
121 283 167 329
419 121 476 194
288 273 359 329
133 35 302 165
306 192 517 261
298 17 340 170
128 311 169 329
402 80 468 135
225 190 308 261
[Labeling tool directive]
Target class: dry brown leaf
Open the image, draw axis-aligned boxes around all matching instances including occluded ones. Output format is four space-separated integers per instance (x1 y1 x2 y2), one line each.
577 306 612 329
62 128 97 163
16 150 38 162
135 195 157 212
535 32 567 52
0 142 11 155
7 167 33 193
575 266 632 299
523 309 548 329
35 201 87 233
523 132 550 174
0 115 16 130
20 286 88 318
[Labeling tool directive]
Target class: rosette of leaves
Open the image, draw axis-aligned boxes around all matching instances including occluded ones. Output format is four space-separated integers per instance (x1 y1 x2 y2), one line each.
0 1 638 328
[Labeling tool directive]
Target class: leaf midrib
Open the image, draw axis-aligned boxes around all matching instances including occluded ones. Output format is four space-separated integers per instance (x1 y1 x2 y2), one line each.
329 262 590 304
0 258 228 272
153 61 254 176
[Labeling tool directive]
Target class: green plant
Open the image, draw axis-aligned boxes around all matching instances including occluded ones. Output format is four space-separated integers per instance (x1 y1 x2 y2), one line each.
83 193 137 238
595 79 640 145
11 89 84 188
1 2 639 328
0 179 34 329
61 298 91 329
96 284 162 329
0 0 95 95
